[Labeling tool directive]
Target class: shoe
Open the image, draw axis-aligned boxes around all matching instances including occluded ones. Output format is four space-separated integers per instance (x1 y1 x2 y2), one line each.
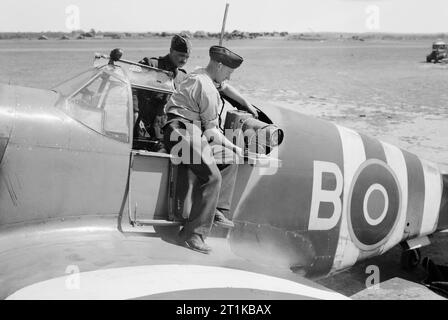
183 233 212 254
177 227 187 244
213 210 235 229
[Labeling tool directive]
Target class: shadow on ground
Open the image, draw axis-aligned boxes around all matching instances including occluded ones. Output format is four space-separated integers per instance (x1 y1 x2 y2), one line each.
316 232 448 299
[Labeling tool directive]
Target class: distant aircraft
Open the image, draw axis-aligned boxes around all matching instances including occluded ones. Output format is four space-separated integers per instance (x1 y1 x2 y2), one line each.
0 49 446 300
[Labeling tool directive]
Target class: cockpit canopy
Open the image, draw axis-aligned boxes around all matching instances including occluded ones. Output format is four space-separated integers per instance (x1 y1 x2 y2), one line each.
118 62 175 94
53 65 131 143
52 61 175 144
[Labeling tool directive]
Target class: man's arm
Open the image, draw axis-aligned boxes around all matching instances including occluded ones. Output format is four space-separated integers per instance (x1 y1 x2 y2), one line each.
197 81 244 157
220 83 258 118
139 57 158 68
203 127 244 158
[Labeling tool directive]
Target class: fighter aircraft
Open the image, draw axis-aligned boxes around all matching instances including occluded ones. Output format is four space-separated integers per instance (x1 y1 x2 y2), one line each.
0 49 446 300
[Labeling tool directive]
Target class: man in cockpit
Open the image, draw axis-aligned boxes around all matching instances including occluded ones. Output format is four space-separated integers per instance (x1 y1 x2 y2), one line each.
139 33 191 86
134 34 192 144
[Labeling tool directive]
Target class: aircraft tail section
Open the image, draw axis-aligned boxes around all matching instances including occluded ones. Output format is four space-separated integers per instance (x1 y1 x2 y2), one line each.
436 174 448 231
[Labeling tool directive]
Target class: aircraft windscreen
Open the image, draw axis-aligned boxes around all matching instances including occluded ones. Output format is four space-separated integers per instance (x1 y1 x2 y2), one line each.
117 63 175 94
65 69 131 143
103 78 130 138
52 68 100 97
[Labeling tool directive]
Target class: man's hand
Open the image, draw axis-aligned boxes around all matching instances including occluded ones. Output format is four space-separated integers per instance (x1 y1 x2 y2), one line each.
220 84 259 118
244 104 259 119
139 57 150 65
233 146 245 159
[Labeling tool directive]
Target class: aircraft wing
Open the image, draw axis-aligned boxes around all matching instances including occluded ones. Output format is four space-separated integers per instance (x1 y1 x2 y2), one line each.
0 216 348 300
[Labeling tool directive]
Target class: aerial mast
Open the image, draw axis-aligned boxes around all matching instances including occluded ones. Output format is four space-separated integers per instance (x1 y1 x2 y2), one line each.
219 3 230 46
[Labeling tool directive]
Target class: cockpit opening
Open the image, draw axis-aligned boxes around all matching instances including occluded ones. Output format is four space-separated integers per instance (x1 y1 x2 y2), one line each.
131 86 171 153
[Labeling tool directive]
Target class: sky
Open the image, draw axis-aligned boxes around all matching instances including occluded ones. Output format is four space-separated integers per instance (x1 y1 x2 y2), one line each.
1 0 448 33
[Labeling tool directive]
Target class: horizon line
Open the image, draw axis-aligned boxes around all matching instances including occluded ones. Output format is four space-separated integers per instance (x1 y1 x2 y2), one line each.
1 30 448 36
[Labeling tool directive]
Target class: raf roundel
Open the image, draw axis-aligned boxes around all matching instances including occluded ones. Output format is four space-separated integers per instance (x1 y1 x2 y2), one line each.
347 159 401 251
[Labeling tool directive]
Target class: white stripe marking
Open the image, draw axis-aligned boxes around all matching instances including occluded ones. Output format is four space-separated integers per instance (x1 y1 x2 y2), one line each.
380 142 408 253
7 265 349 300
331 126 364 272
420 160 443 236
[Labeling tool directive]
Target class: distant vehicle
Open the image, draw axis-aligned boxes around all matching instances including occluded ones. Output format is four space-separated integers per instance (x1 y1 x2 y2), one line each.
426 40 448 63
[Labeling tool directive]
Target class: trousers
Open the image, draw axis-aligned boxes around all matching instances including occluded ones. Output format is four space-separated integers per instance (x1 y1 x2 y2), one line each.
163 119 238 237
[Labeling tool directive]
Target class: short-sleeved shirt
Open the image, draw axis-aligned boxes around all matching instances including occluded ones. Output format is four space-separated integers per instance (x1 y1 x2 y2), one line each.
135 54 187 114
139 54 187 87
165 68 221 130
